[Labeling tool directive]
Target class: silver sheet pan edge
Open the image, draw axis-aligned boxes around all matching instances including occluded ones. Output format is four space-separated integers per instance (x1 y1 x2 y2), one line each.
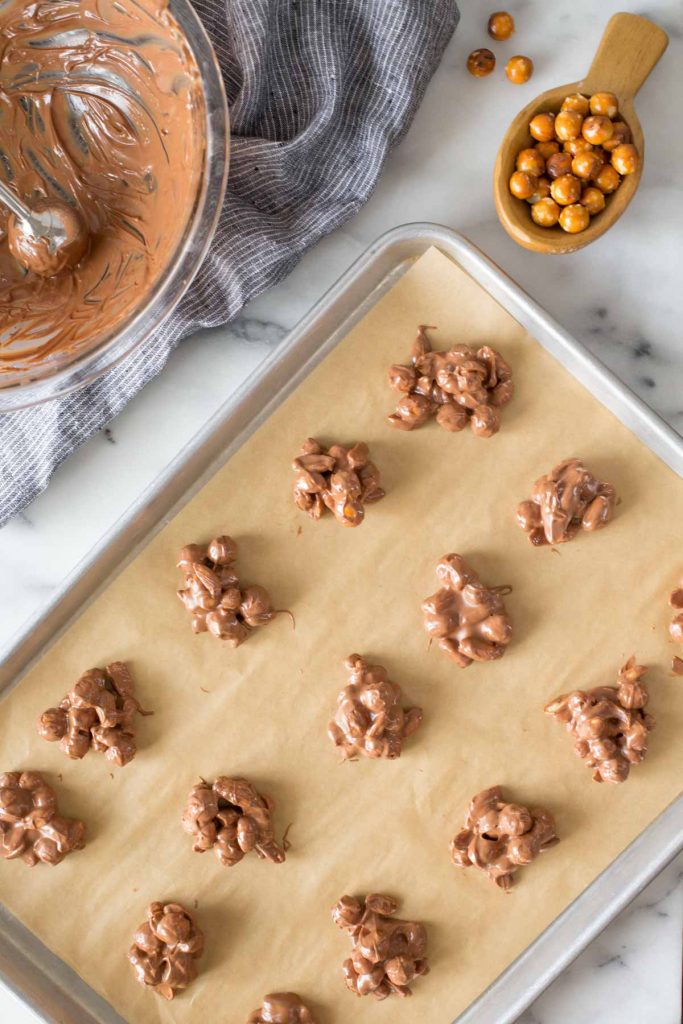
1 223 681 1024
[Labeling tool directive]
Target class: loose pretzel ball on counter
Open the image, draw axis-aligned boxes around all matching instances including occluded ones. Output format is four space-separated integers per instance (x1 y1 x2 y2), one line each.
535 140 559 161
505 55 533 84
580 187 606 215
487 10 515 40
593 163 621 194
509 170 537 200
611 143 639 175
602 120 631 152
545 152 573 180
527 176 551 204
571 150 603 181
589 91 619 118
516 147 545 178
561 92 590 116
559 204 590 234
582 114 614 146
529 112 556 142
550 174 581 206
467 48 495 77
531 197 560 227
554 109 583 142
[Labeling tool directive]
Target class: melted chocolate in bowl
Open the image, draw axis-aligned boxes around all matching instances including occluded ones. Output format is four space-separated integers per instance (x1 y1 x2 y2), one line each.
0 0 205 377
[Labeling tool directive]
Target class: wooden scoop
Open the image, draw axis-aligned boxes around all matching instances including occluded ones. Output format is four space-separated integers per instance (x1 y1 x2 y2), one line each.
493 13 668 254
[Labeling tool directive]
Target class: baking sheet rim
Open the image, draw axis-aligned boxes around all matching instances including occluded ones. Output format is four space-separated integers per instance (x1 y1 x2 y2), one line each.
1 223 682 1024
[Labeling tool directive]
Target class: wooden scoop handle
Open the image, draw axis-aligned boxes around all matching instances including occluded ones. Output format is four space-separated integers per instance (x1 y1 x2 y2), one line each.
582 13 668 99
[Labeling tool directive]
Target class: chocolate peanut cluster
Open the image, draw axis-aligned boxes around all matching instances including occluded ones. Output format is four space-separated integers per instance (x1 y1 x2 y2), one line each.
332 893 429 1000
247 993 317 1023
182 776 286 867
387 325 513 437
422 554 512 667
517 457 616 546
37 661 151 767
669 581 683 673
177 535 277 645
292 438 385 527
328 654 423 760
450 785 559 890
128 901 204 1000
669 581 683 644
545 656 654 784
0 771 85 866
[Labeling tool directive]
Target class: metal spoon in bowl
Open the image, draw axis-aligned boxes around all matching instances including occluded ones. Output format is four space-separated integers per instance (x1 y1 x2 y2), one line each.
0 180 88 276
493 14 668 255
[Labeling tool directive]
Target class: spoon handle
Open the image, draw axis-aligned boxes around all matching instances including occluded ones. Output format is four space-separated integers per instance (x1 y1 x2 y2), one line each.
0 180 34 224
582 13 668 99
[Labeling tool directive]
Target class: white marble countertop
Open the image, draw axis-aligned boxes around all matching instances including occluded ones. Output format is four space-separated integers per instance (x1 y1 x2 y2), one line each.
1 0 681 1021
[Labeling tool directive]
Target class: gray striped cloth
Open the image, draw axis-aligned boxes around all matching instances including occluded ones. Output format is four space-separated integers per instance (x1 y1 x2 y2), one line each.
0 0 458 526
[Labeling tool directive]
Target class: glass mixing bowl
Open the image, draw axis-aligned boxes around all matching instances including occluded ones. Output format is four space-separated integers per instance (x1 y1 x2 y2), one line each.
0 0 228 412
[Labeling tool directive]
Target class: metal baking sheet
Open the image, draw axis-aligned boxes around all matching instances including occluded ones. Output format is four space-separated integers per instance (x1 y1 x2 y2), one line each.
1 223 682 1024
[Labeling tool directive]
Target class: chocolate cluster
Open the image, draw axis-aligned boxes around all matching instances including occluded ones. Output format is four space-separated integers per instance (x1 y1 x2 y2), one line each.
37 661 151 767
450 785 559 890
177 535 277 645
332 893 429 999
0 771 85 867
669 582 683 644
545 656 654 784
387 325 513 437
128 901 204 1000
182 776 286 867
292 438 385 527
247 993 317 1023
328 654 422 760
422 554 512 667
517 457 616 546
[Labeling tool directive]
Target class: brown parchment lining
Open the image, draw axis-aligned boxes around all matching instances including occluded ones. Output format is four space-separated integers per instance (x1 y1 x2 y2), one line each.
1 247 682 1024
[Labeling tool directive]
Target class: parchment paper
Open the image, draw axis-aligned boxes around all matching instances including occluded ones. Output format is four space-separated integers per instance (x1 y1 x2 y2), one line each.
1 246 682 1024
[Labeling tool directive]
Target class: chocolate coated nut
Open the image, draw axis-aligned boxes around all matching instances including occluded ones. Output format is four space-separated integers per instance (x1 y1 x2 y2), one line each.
450 785 559 890
128 902 204 1000
422 554 512 668
669 584 683 643
0 771 85 866
332 893 429 999
387 326 513 436
37 662 151 767
516 457 616 546
328 654 423 760
292 439 385 527
247 993 317 1023
177 536 279 644
545 656 654 784
182 777 286 866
